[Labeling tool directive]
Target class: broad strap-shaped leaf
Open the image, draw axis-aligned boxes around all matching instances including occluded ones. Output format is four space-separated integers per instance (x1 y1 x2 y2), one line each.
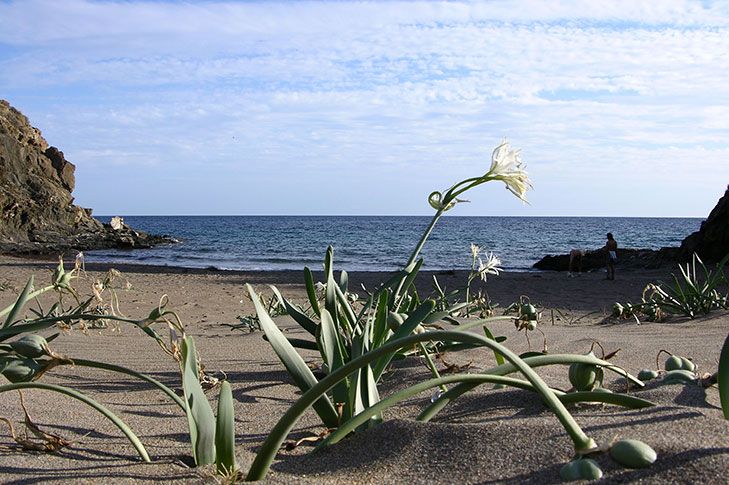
303 267 321 317
247 284 339 428
3 277 34 329
264 336 319 351
181 336 216 466
371 291 391 349
334 283 358 333
482 326 506 366
719 332 729 420
215 381 237 475
373 299 435 380
268 285 318 336
319 309 350 419
390 259 424 311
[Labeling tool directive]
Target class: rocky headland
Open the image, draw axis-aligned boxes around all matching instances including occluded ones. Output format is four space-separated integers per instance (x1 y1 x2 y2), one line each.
0 100 174 255
533 185 729 271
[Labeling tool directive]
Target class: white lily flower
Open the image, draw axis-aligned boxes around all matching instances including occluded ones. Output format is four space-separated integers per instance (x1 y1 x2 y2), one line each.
478 252 502 282
487 137 533 203
470 243 483 259
489 137 522 175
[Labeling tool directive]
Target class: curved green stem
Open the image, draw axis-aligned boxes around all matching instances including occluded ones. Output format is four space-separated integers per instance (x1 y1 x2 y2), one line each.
245 330 595 482
418 353 643 422
0 382 150 462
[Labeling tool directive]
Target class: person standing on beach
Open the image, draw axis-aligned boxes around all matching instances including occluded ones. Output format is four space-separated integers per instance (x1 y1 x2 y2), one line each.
568 249 585 277
605 233 617 280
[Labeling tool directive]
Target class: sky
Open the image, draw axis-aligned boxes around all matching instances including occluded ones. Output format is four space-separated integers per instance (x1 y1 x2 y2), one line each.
1 0 728 217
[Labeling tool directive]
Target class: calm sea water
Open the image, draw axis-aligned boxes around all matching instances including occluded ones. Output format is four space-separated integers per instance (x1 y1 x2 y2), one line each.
85 216 701 273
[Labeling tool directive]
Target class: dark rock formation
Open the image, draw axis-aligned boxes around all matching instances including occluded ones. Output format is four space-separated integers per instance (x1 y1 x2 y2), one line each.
678 185 729 263
0 99 174 255
532 247 679 272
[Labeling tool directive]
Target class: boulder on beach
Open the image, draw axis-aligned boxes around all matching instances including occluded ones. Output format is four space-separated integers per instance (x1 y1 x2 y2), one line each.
0 99 174 255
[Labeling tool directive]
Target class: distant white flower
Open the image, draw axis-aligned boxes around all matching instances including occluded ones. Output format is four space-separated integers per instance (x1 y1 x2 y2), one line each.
470 243 484 259
477 252 502 282
487 137 533 203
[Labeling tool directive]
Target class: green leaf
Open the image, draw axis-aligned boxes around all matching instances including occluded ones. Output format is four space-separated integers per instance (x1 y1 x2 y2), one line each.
181 336 216 466
215 381 237 475
482 326 505 366
3 277 34 329
247 284 339 428
269 285 318 336
373 299 435 381
719 332 729 420
303 267 321 317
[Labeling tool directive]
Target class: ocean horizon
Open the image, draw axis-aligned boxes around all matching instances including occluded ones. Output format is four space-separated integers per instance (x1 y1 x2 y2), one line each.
84 215 702 273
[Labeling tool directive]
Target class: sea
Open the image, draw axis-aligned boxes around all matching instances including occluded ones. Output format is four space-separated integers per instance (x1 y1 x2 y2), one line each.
85 216 702 273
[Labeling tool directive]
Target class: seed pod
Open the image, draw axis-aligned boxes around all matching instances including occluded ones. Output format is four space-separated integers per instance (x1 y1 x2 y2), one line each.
662 369 695 384
520 303 538 321
637 369 658 381
525 321 537 331
386 312 406 331
664 355 683 371
679 357 695 372
10 334 49 358
0 357 43 383
569 351 601 391
559 458 603 481
609 439 657 469
612 302 624 317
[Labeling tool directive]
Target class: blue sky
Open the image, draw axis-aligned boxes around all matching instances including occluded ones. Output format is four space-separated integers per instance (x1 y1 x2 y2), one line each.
1 0 728 217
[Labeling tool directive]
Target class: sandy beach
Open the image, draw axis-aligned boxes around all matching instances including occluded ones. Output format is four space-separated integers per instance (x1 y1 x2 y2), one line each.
1 253 728 484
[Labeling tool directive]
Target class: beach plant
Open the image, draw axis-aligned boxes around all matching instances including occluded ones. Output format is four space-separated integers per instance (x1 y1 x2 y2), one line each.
179 335 237 475
244 138 659 481
642 253 729 319
718 332 729 420
0 259 193 461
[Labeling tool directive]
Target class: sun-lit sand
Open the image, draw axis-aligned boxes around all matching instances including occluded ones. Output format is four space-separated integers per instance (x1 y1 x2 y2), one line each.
1 254 728 483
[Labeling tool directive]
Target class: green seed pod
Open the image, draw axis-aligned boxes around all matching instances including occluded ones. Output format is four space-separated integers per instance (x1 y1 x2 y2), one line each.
559 458 603 481
609 439 657 469
637 369 659 381
569 351 601 391
662 369 695 384
0 357 43 383
386 312 406 331
612 302 624 317
520 303 538 321
679 357 695 372
525 321 537 331
10 334 49 358
664 355 683 371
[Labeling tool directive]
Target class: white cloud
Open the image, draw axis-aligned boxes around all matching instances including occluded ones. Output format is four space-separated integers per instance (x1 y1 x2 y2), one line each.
0 0 727 216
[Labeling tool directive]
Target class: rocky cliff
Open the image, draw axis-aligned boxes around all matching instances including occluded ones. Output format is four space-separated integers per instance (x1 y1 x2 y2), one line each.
678 185 729 264
0 100 173 254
